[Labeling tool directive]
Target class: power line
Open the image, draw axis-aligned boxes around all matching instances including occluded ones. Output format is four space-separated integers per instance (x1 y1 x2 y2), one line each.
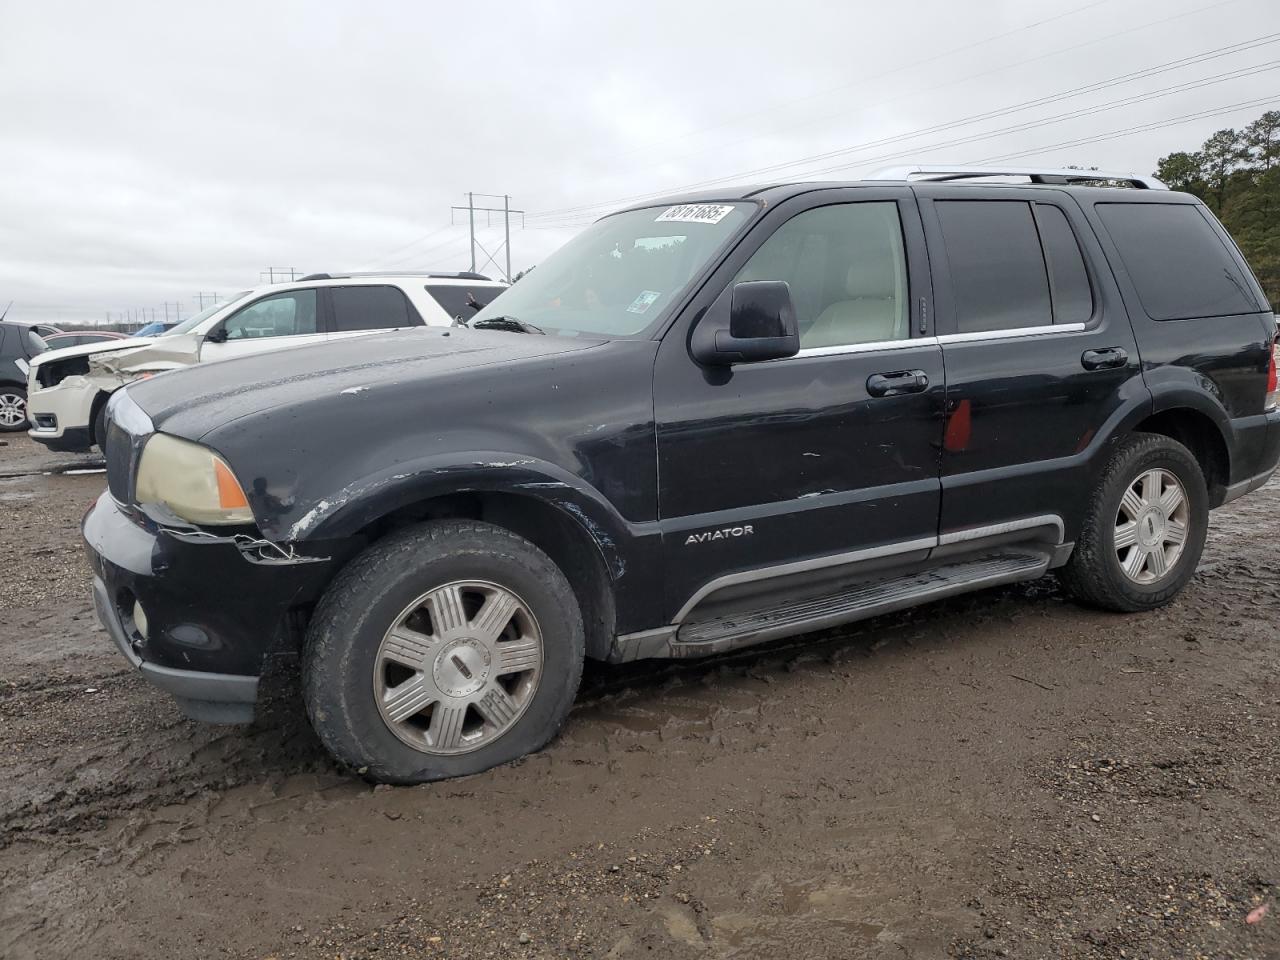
527 0 1248 223
531 57 1280 228
608 0 1246 184
972 94 1280 163
363 223 456 269
570 0 1114 171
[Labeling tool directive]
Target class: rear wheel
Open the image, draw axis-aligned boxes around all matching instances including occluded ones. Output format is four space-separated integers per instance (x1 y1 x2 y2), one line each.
1059 433 1208 612
302 519 585 783
0 387 27 432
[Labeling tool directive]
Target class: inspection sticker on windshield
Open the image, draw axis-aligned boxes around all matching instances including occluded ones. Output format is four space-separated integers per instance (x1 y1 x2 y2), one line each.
655 203 734 224
627 290 662 314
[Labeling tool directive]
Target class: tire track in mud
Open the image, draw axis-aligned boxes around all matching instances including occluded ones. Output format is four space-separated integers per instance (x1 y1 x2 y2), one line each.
2 439 1278 959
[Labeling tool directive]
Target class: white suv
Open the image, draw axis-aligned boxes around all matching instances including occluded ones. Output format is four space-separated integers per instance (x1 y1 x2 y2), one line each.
28 272 507 452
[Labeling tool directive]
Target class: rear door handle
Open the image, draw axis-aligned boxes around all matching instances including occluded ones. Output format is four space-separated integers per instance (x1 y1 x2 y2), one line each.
867 369 929 397
1081 347 1128 371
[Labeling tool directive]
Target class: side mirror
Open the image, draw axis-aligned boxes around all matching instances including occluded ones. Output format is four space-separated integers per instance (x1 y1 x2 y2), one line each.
203 327 228 344
691 280 800 365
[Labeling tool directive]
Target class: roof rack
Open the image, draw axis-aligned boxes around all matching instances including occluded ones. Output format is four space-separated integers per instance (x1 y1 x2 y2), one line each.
296 271 496 282
869 164 1168 190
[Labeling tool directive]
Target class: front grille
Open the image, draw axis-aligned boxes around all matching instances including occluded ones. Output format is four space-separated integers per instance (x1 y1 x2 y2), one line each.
104 421 133 503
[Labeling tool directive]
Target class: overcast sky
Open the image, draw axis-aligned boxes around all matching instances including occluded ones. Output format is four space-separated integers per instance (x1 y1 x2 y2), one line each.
2 0 1278 327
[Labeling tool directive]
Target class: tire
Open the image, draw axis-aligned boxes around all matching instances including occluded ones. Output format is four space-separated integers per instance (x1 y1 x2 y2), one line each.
302 519 585 784
93 400 109 453
0 386 27 432
1059 432 1208 613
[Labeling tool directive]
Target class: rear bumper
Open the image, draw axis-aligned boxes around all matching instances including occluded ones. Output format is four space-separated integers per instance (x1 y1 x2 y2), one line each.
1223 409 1280 504
82 491 347 723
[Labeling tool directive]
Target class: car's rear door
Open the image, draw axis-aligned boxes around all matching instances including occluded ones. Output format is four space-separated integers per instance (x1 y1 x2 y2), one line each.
915 184 1145 542
653 187 946 623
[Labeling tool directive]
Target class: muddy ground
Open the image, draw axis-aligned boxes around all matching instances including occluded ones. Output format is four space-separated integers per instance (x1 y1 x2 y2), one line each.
1 431 1277 959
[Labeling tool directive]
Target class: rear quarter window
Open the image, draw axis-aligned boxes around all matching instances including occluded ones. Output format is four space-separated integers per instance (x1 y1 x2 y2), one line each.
1096 202 1263 320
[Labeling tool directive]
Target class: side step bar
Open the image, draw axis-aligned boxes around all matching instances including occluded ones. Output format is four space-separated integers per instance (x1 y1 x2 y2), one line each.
668 550 1051 658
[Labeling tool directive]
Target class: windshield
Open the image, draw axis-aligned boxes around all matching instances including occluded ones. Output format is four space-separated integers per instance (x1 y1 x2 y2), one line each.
471 202 755 337
165 291 252 336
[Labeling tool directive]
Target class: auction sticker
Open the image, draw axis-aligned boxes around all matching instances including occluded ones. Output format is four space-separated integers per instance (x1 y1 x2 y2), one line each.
627 290 662 314
655 203 735 224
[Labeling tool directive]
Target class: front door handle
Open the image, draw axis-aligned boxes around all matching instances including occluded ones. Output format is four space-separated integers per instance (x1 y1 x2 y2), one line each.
867 369 929 397
1081 347 1128 371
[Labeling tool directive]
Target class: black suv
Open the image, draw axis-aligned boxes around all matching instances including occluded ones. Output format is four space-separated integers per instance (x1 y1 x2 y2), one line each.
0 321 47 432
84 167 1280 783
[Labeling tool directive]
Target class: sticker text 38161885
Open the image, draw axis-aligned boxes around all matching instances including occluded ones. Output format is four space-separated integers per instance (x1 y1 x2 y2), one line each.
655 204 735 225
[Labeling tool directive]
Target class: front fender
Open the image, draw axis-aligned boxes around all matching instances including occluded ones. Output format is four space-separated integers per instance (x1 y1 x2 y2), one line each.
275 451 635 579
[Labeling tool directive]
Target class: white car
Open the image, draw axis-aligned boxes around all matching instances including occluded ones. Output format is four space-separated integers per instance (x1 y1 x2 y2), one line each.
27 272 507 452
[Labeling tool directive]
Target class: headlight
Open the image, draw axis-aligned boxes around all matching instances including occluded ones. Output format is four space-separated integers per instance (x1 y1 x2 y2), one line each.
134 433 254 525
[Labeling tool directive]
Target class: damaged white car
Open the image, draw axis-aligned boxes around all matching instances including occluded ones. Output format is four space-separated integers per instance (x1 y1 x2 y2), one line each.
27 272 507 452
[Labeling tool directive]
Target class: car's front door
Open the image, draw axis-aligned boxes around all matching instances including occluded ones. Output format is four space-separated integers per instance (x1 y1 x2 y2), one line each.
200 288 324 363
653 188 946 624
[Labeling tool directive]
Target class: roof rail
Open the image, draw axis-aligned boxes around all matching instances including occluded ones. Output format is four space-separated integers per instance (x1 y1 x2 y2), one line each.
296 271 496 282
869 164 1168 190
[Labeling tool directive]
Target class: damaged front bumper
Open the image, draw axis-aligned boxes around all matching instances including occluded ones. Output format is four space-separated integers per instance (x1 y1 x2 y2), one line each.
82 491 348 723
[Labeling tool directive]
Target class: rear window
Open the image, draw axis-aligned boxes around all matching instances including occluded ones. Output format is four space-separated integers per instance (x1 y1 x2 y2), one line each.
1034 204 1093 324
1096 203 1262 320
426 284 502 320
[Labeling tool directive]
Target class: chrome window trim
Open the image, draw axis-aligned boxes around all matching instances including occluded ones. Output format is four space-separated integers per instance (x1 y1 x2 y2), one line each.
935 322 1085 344
770 322 1088 360
791 337 922 358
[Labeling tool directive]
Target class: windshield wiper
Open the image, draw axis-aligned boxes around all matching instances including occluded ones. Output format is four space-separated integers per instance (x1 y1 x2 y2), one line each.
471 316 545 335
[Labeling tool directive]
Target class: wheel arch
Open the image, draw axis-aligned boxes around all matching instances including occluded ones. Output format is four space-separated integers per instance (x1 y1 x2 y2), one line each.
1132 401 1231 506
297 459 626 661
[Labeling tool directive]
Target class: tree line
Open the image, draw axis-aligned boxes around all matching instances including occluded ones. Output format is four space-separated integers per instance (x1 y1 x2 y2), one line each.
1155 110 1280 309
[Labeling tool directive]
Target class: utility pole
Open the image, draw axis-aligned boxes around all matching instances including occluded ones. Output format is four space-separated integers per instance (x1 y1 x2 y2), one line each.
259 269 299 284
450 193 525 280
195 291 220 309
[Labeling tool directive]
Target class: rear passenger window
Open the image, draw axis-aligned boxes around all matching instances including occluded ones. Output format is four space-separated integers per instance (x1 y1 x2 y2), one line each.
330 286 419 332
1034 204 1093 324
1096 203 1261 320
935 201 1051 333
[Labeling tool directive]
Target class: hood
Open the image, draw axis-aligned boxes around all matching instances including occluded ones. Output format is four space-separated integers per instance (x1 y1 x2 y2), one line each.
126 326 602 439
30 336 159 367
87 332 202 375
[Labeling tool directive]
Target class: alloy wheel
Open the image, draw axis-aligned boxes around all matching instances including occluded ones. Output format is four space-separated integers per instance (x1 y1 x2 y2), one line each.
1114 468 1189 584
0 392 25 427
373 580 543 755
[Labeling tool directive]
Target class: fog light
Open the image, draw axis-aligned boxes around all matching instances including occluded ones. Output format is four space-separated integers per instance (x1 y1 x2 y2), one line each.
132 600 149 640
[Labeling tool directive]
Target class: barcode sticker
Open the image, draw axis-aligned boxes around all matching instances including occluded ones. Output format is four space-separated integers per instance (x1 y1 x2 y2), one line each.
655 204 735 224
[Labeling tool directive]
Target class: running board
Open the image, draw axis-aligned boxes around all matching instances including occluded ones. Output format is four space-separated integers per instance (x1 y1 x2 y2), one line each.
669 550 1051 658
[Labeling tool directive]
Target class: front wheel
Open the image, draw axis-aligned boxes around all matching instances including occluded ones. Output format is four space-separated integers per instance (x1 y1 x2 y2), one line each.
0 387 27 432
1059 432 1209 612
302 519 585 783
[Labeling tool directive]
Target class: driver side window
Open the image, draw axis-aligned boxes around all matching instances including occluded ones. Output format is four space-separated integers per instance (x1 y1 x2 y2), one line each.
734 202 908 349
221 290 318 341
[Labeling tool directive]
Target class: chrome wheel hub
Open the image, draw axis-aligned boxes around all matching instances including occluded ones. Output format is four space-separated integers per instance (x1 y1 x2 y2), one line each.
0 393 24 427
373 580 543 756
1114 468 1189 584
